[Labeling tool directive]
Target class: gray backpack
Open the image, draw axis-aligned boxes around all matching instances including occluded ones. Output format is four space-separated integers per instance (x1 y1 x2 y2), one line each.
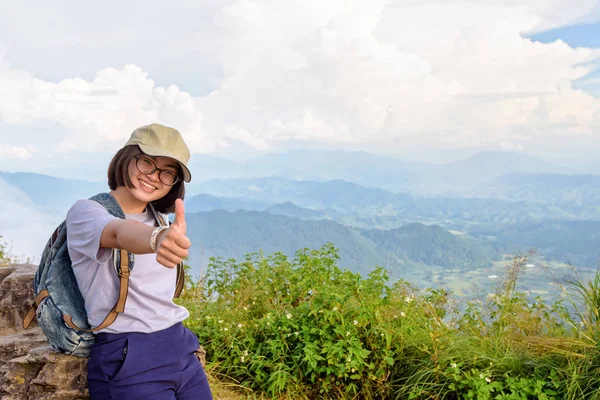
22 192 185 357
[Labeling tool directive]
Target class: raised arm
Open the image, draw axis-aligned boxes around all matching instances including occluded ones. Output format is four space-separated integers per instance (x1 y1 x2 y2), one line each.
100 199 191 269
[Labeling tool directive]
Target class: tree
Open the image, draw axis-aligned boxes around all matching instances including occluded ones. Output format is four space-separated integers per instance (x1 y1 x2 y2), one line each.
0 236 15 267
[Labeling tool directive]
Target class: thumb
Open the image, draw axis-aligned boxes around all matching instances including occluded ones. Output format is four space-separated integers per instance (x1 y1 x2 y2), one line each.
173 199 186 232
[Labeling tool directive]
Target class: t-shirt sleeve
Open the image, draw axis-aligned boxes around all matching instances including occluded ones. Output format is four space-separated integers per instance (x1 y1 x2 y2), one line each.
66 199 119 263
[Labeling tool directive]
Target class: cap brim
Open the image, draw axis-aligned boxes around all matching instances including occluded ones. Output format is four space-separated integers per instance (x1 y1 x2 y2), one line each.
136 143 192 183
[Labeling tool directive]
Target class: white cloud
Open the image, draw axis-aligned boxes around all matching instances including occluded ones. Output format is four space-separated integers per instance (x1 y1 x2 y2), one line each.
0 62 213 153
0 144 34 160
0 0 598 159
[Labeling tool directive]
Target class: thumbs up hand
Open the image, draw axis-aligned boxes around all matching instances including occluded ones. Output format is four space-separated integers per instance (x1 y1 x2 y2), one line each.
155 199 191 269
173 198 187 234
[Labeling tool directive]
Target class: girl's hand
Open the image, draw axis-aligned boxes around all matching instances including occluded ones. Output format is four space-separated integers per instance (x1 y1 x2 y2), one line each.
155 199 191 269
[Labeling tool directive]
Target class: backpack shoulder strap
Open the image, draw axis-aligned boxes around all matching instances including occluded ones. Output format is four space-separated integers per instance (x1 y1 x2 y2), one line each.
63 193 133 332
91 192 126 218
64 248 130 332
90 192 135 275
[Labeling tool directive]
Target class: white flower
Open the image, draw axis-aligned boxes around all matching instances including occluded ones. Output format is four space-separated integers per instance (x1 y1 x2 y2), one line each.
451 363 457 368
346 331 351 337
479 373 484 379
351 368 356 373
405 296 413 303
237 323 243 328
244 350 249 356
400 312 406 317
486 377 492 383
332 307 338 312
347 357 351 362
218 320 223 324
393 315 398 319
294 331 299 336
286 313 292 319
241 356 245 363
224 327 228 331
353 320 358 325
243 306 248 311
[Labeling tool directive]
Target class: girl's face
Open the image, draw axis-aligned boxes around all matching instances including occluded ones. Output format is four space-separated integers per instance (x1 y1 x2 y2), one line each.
126 155 179 205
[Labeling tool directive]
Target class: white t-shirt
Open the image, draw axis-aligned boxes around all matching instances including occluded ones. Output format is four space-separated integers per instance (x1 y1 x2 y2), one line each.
66 199 189 334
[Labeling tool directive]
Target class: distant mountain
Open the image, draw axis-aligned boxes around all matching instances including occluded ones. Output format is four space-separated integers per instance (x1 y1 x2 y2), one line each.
363 223 499 269
471 220 600 268
2 167 598 273
245 150 576 193
441 151 574 185
246 149 423 191
185 209 388 276
477 173 600 206
184 210 500 278
185 154 245 191
195 177 588 228
265 202 333 220
3 170 596 232
185 193 272 213
0 171 106 214
197 177 406 212
186 149 573 194
10 148 579 196
181 149 422 193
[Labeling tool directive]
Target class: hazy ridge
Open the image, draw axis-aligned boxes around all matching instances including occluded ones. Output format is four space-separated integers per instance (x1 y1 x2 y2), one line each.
1 150 599 282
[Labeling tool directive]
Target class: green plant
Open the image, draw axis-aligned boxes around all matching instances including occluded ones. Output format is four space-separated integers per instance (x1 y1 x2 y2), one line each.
0 235 16 267
177 245 600 399
425 363 559 400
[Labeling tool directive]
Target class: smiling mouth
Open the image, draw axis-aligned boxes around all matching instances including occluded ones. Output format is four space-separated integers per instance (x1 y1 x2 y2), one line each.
139 178 158 191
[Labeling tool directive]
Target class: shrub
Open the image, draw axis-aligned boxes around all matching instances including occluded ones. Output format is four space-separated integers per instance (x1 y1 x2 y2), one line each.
178 245 600 399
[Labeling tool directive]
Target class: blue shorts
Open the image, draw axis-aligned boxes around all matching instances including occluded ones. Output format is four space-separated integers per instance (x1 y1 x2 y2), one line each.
87 322 213 400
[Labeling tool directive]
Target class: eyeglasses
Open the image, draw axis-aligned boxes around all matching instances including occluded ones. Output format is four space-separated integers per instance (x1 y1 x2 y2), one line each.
134 156 180 186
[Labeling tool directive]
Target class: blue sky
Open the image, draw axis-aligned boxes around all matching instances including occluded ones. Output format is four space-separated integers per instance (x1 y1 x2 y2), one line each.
531 23 600 97
531 23 600 48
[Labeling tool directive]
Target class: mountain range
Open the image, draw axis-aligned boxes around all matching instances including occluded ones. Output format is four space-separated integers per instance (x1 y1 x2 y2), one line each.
1 149 599 278
185 149 585 195
184 209 500 279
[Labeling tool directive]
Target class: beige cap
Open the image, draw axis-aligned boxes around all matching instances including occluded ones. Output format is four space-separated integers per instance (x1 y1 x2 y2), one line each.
125 123 192 182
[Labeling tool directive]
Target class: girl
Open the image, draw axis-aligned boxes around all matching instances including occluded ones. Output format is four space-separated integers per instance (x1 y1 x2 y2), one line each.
66 123 213 399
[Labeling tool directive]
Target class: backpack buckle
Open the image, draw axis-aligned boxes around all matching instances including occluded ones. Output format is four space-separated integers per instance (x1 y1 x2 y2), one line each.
113 249 134 277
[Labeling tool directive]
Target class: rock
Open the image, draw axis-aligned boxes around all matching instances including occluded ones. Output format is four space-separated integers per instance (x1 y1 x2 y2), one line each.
0 264 38 335
0 264 89 399
0 328 48 365
0 329 88 400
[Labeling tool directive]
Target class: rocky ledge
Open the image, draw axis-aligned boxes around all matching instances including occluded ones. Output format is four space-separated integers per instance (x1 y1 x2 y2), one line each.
0 264 89 399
